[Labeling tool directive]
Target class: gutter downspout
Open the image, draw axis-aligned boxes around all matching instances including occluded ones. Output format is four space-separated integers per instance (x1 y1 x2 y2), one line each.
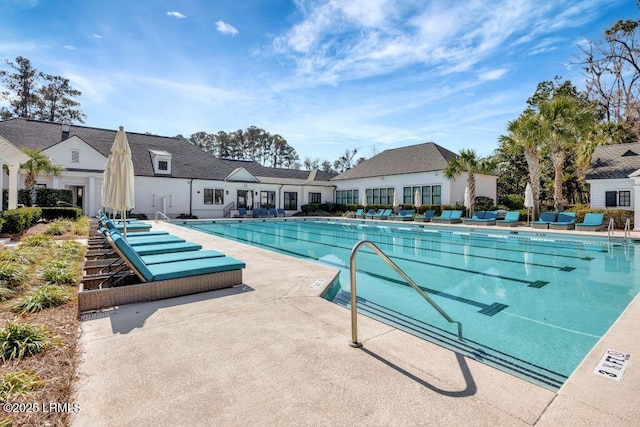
278 184 284 209
189 179 193 217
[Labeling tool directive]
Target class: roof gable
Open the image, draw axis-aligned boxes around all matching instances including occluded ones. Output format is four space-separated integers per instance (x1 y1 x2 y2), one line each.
587 142 640 180
0 135 30 166
331 142 458 181
225 167 259 182
42 135 107 171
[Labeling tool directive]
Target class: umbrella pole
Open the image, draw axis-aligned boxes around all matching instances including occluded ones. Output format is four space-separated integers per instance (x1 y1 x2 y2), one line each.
123 210 127 238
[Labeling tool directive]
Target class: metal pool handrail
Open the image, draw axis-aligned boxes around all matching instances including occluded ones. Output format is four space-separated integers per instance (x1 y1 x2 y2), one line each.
607 218 615 243
154 211 171 222
348 240 463 348
624 218 631 241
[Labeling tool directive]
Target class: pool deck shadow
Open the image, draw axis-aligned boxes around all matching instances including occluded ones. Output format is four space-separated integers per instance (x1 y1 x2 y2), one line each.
73 219 640 426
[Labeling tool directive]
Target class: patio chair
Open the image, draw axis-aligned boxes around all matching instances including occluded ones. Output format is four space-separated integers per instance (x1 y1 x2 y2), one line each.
373 209 391 220
414 210 436 222
531 212 557 229
438 210 463 224
267 208 278 217
495 211 521 227
549 212 576 230
464 211 497 226
364 209 376 219
431 210 452 223
235 208 249 218
462 211 485 224
354 208 364 218
276 208 286 217
394 209 415 221
575 213 605 231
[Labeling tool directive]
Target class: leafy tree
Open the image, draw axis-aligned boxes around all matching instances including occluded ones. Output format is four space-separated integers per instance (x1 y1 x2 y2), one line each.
0 56 85 123
0 56 40 119
537 95 596 211
35 74 86 123
20 148 64 206
443 149 496 216
333 148 359 172
320 160 333 172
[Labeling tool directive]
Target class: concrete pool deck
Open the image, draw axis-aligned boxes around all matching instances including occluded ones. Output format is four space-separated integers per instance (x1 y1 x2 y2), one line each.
73 220 640 426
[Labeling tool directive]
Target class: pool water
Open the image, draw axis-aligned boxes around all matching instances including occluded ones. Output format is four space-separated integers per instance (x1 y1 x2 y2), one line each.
179 218 639 391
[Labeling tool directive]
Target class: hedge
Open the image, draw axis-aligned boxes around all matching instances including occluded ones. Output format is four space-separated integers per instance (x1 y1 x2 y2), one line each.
2 188 73 208
40 207 82 220
0 207 42 234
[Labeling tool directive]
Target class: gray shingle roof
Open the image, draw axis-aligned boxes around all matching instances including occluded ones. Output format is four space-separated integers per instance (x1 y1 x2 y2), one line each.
331 142 458 180
586 142 640 180
0 118 337 183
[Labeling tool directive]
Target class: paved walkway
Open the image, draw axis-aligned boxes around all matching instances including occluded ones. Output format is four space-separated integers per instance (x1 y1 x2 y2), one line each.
72 220 639 426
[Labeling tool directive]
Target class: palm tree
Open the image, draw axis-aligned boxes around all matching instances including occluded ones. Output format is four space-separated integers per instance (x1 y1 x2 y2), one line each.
20 148 64 206
537 95 596 211
499 112 544 220
443 149 496 217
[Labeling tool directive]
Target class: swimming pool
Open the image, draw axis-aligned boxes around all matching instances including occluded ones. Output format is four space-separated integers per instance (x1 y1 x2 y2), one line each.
178 218 639 391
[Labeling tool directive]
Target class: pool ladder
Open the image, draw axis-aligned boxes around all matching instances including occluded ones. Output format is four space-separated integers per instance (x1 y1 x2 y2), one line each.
348 240 463 348
608 218 632 244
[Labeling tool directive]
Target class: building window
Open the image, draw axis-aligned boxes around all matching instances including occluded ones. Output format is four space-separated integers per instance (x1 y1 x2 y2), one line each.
365 187 394 205
335 189 358 204
284 192 297 210
403 185 441 205
432 185 441 205
71 150 79 163
619 191 631 207
158 160 168 171
309 192 321 203
605 191 617 207
261 191 276 208
203 188 224 205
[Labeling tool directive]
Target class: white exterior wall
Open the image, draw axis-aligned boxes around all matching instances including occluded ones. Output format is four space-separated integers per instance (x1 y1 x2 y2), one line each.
335 171 497 207
586 178 634 210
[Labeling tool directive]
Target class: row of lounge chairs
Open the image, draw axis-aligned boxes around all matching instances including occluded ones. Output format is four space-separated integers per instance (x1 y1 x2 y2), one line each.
531 212 606 231
80 213 246 312
235 208 286 218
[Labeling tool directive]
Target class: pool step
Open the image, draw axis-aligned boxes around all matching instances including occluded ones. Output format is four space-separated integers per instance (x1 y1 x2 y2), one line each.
331 289 567 391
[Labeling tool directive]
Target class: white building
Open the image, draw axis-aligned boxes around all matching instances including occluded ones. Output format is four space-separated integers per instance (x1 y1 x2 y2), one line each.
332 142 497 209
0 118 336 217
0 118 497 218
586 142 640 231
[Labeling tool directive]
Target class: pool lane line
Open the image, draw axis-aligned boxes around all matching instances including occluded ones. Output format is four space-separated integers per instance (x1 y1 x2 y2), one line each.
261 219 594 264
503 312 602 338
216 221 567 281
189 222 552 289
332 291 568 387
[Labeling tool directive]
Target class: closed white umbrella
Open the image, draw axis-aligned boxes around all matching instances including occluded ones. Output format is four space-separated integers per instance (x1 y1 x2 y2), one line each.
524 182 534 224
463 186 471 216
414 189 421 210
392 189 398 213
361 191 367 209
104 126 135 237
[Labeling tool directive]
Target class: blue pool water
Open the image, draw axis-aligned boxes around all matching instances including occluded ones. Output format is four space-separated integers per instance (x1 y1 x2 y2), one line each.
178 218 639 391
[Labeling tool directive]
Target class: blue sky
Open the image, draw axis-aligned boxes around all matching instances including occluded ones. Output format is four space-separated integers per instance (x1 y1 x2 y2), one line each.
0 0 638 165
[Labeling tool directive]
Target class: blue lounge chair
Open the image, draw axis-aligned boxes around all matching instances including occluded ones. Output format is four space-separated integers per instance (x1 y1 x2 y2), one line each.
267 208 278 217
531 212 557 229
354 208 364 218
394 209 415 221
235 208 250 218
140 249 226 265
575 213 605 231
438 210 463 224
431 210 452 223
462 211 485 224
373 209 392 220
464 211 497 225
364 209 376 219
495 211 521 227
415 210 436 222
549 212 576 230
276 208 286 217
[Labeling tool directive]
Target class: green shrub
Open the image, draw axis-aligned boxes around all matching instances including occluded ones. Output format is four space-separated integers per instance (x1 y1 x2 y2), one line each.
0 207 41 234
474 196 496 211
0 370 43 400
0 323 52 361
0 261 29 289
21 234 53 247
499 194 525 210
41 261 77 285
40 207 81 220
12 285 73 314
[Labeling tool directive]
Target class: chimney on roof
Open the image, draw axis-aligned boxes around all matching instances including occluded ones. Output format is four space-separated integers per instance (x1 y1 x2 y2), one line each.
61 118 70 141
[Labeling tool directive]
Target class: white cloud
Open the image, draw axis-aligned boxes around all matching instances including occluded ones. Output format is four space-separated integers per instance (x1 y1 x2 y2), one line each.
478 68 509 82
216 20 238 36
92 34 102 39
64 45 76 50
167 11 186 19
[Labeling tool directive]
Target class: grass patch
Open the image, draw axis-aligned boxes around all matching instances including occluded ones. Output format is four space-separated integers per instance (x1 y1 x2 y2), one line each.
11 285 73 314
0 285 15 301
0 370 43 400
0 261 29 289
0 323 53 362
41 261 77 285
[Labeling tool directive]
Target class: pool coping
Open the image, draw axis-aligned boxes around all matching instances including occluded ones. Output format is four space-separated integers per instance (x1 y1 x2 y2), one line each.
72 219 639 426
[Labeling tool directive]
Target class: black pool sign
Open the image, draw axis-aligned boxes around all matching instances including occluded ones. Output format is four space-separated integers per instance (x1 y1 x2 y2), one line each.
593 349 631 381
